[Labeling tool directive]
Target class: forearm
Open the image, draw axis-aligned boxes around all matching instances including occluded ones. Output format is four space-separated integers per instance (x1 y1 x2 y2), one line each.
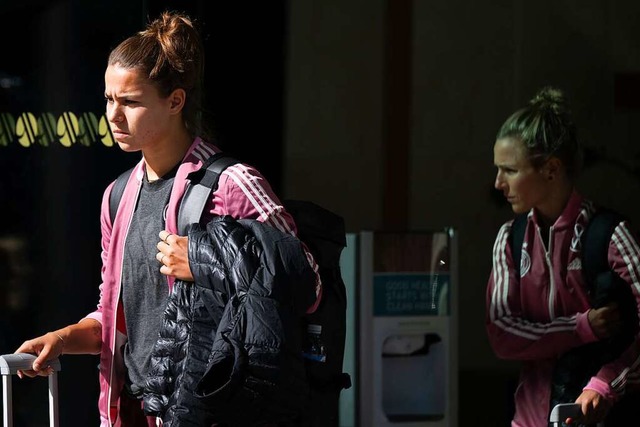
587 334 640 401
487 311 596 360
53 318 102 355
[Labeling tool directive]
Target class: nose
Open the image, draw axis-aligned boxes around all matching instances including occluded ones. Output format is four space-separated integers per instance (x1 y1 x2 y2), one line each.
494 171 505 190
106 102 123 123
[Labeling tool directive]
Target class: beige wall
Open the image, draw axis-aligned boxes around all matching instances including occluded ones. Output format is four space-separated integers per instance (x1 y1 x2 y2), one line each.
284 0 385 232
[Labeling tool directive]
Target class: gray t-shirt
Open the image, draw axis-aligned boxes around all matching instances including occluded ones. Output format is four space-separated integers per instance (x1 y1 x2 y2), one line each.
122 168 175 397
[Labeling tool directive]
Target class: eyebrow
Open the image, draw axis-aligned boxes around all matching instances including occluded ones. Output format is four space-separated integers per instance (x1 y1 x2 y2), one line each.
104 91 143 98
494 162 516 169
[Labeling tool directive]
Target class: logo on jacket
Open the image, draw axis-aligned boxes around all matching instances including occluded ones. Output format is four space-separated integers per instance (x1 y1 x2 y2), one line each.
567 257 582 271
571 222 585 253
520 244 531 277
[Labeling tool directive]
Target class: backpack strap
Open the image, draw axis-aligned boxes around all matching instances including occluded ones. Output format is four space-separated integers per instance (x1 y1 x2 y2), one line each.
509 213 528 277
108 153 237 233
177 152 238 235
581 208 625 291
109 167 134 225
508 209 624 283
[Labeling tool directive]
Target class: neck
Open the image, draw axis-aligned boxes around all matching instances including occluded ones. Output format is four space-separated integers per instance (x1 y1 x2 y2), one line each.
143 128 193 181
536 180 574 228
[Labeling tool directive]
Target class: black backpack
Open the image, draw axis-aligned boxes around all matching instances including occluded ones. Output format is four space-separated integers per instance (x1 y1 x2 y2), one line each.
509 210 639 424
109 153 352 426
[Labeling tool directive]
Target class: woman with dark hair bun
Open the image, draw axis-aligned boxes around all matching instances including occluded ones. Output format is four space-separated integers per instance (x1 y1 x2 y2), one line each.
14 11 320 426
486 87 640 426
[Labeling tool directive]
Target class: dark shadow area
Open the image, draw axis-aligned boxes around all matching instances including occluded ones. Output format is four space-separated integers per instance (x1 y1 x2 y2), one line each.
459 368 517 427
147 0 287 192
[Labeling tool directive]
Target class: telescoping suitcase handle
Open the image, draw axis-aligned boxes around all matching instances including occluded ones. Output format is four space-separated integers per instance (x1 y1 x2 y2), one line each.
0 353 61 427
549 403 604 427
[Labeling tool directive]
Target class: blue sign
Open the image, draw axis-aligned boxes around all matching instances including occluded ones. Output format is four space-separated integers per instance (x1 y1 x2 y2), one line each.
373 273 449 316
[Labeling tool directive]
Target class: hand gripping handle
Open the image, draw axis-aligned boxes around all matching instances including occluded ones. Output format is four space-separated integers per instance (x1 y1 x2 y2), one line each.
0 353 61 375
549 403 603 427
1 353 61 427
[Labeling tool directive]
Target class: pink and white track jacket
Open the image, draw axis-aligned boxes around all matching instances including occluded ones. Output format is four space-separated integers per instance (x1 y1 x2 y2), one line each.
83 138 320 426
486 191 640 427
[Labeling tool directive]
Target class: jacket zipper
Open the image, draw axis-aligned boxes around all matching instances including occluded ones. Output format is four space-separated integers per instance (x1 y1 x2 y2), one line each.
541 225 556 319
535 224 556 319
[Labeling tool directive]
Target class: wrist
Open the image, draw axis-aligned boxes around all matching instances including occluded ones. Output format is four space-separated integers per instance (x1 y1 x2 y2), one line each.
51 331 65 352
577 311 599 343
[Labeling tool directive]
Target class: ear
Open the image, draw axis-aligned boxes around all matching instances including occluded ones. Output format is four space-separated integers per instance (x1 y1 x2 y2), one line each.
542 157 562 180
167 88 186 115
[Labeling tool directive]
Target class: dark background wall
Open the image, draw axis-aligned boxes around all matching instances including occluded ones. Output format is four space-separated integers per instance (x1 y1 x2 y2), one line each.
2 0 640 426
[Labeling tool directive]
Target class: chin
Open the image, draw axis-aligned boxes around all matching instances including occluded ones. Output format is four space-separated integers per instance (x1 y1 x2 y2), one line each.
510 204 529 215
115 141 140 153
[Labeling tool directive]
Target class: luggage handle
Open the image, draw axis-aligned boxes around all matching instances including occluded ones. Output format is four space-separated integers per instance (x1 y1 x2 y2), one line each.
1 353 61 427
549 403 604 427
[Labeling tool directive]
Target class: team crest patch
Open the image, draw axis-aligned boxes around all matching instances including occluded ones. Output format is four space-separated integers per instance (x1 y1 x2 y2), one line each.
520 247 531 277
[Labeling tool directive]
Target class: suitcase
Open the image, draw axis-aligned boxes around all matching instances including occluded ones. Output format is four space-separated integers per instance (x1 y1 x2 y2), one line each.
0 353 61 427
549 403 604 427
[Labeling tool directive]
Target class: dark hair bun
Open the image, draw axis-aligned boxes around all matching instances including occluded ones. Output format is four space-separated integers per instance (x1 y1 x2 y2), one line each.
529 86 568 114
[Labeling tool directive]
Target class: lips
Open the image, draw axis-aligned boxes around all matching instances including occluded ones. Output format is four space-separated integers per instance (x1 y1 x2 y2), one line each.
111 129 129 139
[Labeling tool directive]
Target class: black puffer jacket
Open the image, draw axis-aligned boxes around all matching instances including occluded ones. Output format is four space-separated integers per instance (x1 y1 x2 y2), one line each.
143 216 317 426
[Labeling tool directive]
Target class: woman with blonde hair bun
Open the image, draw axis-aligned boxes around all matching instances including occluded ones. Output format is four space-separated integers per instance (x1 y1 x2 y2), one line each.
486 87 640 426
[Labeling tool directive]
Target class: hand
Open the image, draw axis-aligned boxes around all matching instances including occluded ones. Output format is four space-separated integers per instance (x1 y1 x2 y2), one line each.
575 389 611 424
157 230 194 281
587 303 622 339
14 332 65 378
